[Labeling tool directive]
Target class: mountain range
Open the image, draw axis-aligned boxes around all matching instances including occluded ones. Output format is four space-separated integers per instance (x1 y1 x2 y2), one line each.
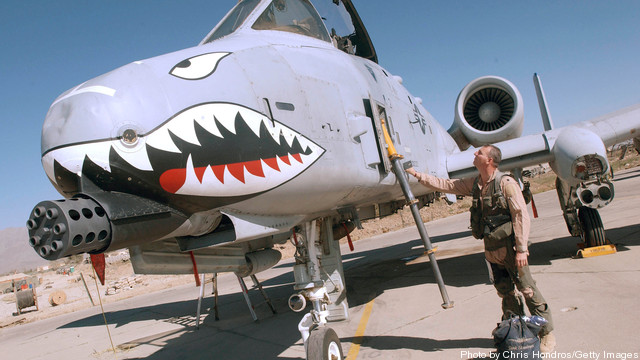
0 227 49 275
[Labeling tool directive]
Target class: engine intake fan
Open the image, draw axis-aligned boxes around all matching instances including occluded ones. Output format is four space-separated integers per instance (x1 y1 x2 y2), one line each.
464 87 514 131
449 76 524 150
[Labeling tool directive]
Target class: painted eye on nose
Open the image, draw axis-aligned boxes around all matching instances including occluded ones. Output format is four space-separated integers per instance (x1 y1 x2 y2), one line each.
169 52 230 80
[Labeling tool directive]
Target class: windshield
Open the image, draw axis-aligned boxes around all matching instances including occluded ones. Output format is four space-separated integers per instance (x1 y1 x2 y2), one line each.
314 1 354 40
252 0 330 42
202 0 376 63
314 0 377 62
203 0 261 44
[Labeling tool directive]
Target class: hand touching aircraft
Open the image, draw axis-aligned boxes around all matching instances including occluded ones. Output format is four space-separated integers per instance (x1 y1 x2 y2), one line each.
25 0 640 358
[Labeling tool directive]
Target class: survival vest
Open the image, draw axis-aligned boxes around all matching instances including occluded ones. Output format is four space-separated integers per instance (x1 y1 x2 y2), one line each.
470 171 515 251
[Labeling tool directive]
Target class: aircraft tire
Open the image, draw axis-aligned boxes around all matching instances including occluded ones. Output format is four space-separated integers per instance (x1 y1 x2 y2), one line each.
578 206 606 247
306 326 343 360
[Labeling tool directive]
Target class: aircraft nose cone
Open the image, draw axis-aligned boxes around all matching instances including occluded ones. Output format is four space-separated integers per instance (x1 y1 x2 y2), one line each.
41 62 170 155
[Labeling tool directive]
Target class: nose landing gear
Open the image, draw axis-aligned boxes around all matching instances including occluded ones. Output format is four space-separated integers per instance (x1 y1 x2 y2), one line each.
290 218 348 360
306 326 344 360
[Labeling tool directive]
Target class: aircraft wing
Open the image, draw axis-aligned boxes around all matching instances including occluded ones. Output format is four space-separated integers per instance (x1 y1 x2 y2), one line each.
447 103 640 179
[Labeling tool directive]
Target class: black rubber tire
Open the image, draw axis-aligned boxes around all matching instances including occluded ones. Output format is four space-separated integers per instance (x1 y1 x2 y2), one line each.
578 206 606 247
306 327 343 360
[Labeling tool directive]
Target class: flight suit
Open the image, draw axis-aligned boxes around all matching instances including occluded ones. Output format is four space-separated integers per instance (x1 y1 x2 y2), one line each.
412 170 553 336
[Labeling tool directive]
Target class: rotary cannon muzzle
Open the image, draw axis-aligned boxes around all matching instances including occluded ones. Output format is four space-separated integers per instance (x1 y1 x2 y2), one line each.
27 192 188 261
27 197 111 260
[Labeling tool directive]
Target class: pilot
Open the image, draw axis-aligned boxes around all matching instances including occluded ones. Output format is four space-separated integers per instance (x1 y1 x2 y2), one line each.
405 144 555 353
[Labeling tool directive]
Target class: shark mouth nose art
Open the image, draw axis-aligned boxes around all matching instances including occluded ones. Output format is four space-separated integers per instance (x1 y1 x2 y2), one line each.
150 103 324 196
43 103 325 199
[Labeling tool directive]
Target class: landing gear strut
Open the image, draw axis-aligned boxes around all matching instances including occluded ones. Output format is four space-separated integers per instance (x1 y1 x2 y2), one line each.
556 177 608 248
290 218 348 360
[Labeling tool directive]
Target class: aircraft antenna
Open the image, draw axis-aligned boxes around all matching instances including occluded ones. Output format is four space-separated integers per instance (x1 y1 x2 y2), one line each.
533 73 555 131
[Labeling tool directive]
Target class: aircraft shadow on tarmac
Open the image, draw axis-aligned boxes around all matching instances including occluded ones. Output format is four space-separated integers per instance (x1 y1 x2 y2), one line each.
340 335 492 356
56 222 639 359
56 233 494 358
59 284 309 359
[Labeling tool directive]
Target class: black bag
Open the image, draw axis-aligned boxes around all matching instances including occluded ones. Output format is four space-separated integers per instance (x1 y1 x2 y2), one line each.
492 314 543 359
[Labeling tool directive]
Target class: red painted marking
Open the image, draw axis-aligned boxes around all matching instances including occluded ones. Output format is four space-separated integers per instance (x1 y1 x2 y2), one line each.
244 160 265 177
159 168 187 193
280 155 291 165
227 163 245 183
160 152 299 193
263 157 280 171
195 166 207 183
211 165 226 183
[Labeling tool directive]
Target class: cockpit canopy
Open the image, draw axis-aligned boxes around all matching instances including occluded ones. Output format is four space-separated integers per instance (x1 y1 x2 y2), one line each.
201 0 377 63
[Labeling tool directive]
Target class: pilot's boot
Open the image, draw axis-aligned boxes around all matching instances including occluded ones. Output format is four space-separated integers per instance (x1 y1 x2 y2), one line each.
539 331 556 353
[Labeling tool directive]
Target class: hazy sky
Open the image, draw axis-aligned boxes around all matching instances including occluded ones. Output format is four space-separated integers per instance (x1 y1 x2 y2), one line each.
1 0 639 230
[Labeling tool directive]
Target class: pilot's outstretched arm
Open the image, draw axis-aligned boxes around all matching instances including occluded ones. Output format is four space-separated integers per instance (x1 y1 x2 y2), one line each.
405 167 474 197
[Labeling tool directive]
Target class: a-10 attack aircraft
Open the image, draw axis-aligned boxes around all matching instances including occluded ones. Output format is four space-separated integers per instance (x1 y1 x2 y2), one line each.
25 0 640 358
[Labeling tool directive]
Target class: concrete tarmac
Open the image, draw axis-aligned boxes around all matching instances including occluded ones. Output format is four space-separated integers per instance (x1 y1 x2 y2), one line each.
2 167 639 360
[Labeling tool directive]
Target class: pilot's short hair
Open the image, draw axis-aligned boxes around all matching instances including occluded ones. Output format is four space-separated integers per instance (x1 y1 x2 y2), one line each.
485 145 502 165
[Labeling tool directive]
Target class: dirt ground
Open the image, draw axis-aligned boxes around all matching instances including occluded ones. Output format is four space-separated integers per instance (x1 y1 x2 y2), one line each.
0 252 194 328
2 147 637 329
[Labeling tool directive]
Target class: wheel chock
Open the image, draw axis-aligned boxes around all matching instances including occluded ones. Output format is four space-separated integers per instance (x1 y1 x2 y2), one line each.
576 244 617 258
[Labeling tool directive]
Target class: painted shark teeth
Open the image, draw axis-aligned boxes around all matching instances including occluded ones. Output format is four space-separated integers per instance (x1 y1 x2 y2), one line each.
145 103 306 154
167 147 318 197
42 136 153 182
150 103 324 197
43 102 324 199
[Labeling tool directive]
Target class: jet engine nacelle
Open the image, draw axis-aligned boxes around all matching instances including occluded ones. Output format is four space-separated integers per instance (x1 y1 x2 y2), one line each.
550 127 610 185
550 127 614 208
448 76 524 150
